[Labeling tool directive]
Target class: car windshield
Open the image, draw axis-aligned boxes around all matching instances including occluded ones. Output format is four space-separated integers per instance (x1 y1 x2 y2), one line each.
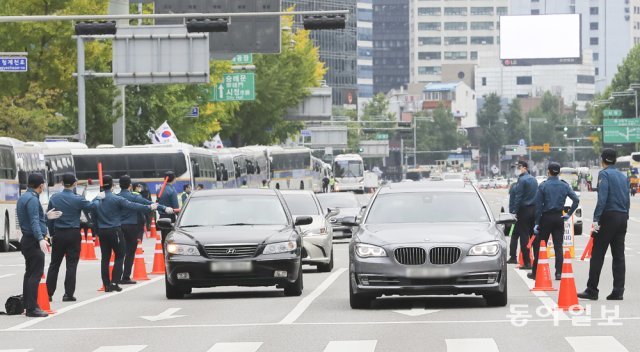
282 194 320 216
366 192 490 224
317 193 359 208
444 173 463 180
179 195 289 226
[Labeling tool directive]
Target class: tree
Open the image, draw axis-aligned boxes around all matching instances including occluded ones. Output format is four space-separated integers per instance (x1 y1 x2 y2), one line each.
0 83 63 141
505 99 527 144
528 92 567 162
477 93 505 166
414 105 467 164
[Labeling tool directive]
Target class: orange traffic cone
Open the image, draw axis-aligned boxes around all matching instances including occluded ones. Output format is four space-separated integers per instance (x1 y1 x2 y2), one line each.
84 229 98 261
150 232 165 275
79 234 88 260
144 224 151 239
98 252 115 292
581 226 594 261
37 275 55 314
557 250 582 311
531 241 557 292
132 240 150 281
517 251 524 268
150 218 158 240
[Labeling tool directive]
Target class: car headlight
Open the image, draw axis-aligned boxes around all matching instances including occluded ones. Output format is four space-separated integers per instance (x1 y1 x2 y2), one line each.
468 242 500 256
304 228 327 236
166 243 200 256
355 243 387 258
263 241 297 255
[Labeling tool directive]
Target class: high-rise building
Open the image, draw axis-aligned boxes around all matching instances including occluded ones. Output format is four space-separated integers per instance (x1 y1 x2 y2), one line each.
372 0 410 95
357 0 374 104
509 0 631 91
409 0 509 84
631 0 640 47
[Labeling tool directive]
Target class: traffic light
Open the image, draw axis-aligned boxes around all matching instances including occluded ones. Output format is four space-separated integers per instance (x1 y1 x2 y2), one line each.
543 143 550 153
75 21 117 36
357 147 364 153
564 126 568 132
303 15 347 30
186 18 229 33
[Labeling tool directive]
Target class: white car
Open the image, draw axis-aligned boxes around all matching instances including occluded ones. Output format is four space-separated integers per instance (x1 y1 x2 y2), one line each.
501 192 583 235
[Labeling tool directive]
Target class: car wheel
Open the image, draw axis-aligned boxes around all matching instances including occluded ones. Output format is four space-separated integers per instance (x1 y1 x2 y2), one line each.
349 274 374 309
284 262 303 296
574 223 583 236
317 250 334 273
165 274 184 299
2 215 10 253
484 270 508 307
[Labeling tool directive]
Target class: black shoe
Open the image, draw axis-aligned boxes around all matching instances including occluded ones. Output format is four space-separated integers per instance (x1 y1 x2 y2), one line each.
106 284 123 293
606 292 624 300
577 289 599 300
519 264 532 270
527 272 536 280
507 257 518 264
555 273 562 281
120 279 137 285
48 296 52 302
62 295 76 302
25 308 48 318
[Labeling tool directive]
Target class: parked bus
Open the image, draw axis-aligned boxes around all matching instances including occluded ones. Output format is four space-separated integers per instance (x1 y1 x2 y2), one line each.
239 146 270 188
333 154 365 193
268 147 314 190
26 141 87 197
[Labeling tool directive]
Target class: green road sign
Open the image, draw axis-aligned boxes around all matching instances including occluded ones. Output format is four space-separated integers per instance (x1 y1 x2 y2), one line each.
603 118 640 143
375 133 388 140
603 109 623 117
211 73 256 102
231 54 253 65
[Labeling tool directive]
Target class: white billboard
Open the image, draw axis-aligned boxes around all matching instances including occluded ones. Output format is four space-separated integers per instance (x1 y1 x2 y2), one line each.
500 14 581 65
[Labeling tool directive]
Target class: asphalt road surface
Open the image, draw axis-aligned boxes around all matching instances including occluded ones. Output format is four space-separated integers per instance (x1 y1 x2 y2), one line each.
1 190 640 352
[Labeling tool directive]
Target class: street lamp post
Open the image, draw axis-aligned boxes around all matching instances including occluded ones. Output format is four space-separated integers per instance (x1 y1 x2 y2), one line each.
612 87 639 118
412 116 430 168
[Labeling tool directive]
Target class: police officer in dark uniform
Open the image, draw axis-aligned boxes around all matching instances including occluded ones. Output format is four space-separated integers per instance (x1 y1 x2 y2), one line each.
528 163 579 280
118 175 172 284
92 175 157 292
46 173 94 301
578 149 630 300
17 174 62 317
509 160 538 270
506 182 518 264
157 171 179 243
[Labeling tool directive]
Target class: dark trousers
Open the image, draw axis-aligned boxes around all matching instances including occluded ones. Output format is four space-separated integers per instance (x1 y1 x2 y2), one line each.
532 211 564 276
20 235 44 311
587 211 627 294
46 228 82 297
159 214 176 244
99 228 125 287
513 205 535 265
121 224 143 280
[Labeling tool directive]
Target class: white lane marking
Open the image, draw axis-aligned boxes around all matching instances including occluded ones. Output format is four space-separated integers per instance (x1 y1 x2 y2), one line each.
140 308 185 322
393 302 440 317
0 350 32 352
278 268 346 324
206 342 263 352
512 268 569 320
323 340 377 352
446 338 498 352
0 274 16 279
92 346 147 352
566 336 629 352
5 276 163 331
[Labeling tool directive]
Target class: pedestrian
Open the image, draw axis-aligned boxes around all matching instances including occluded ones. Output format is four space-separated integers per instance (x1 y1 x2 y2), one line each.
528 163 579 281
46 173 95 302
118 176 172 285
196 184 204 191
240 180 248 188
329 175 336 192
157 171 179 243
260 180 268 189
578 149 630 301
92 175 157 292
509 160 538 270
586 173 593 191
322 174 330 193
17 174 62 317
180 184 192 206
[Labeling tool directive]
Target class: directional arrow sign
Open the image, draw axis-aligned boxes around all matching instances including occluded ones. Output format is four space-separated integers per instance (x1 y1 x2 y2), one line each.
141 308 186 322
393 303 441 317
210 73 256 102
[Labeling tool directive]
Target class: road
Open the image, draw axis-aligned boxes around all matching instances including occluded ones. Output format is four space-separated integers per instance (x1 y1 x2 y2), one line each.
1 190 640 352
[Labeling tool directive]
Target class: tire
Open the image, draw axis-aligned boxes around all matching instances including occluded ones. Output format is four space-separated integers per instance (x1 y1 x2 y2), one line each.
574 223 583 236
284 262 303 296
484 271 508 307
2 215 10 253
349 274 374 309
317 250 334 273
165 274 184 299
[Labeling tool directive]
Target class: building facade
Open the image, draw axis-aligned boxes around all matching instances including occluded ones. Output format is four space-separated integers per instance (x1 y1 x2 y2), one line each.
410 0 508 84
632 0 640 47
372 0 411 95
423 82 478 128
357 0 374 104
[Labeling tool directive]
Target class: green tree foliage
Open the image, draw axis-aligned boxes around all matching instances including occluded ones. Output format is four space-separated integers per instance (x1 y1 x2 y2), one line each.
414 105 467 163
360 93 397 137
505 99 527 144
332 106 359 151
528 92 566 162
477 93 505 165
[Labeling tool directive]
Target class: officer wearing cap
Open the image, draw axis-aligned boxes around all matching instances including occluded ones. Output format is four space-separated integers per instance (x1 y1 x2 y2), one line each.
509 160 538 270
17 174 62 317
92 175 157 292
118 175 172 284
578 149 630 301
45 173 94 301
157 171 180 243
528 162 579 281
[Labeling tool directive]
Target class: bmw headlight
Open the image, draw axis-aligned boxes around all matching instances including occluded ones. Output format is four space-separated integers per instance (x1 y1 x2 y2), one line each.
468 242 500 256
263 241 297 255
355 243 387 258
166 243 200 256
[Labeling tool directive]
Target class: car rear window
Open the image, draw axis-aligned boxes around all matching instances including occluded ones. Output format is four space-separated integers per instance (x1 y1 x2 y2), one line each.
282 194 320 216
317 194 359 208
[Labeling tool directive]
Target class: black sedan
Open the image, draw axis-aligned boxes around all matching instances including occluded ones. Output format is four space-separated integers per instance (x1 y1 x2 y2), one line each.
158 189 312 299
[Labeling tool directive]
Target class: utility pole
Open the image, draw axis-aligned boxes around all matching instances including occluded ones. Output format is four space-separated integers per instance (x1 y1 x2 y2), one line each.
76 37 86 144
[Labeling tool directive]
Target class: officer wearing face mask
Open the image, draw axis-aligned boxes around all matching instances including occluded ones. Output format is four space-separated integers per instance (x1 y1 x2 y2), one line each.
509 160 538 270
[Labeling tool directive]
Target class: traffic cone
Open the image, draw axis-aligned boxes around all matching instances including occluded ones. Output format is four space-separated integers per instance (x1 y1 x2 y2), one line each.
98 252 115 292
144 224 151 239
581 237 593 261
150 218 158 241
531 241 557 292
132 240 150 281
149 232 165 275
79 234 88 260
517 251 524 268
557 250 582 311
93 229 100 248
37 275 55 314
84 229 98 261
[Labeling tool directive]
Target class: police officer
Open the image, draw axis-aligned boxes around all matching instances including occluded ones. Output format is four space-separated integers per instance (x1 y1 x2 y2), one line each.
260 180 269 189
240 180 249 189
180 184 191 206
46 173 94 301
157 171 179 243
17 174 62 317
322 174 330 193
528 163 579 281
196 184 204 191
92 175 157 292
578 149 630 301
509 160 538 270
118 176 172 284
506 182 518 264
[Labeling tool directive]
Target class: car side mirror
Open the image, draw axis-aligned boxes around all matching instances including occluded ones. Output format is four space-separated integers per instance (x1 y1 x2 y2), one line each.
341 216 359 227
294 216 313 226
496 213 517 225
326 207 340 218
157 218 174 230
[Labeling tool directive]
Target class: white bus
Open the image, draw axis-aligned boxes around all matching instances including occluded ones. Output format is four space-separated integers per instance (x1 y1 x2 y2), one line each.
333 154 365 193
27 141 87 198
268 147 315 191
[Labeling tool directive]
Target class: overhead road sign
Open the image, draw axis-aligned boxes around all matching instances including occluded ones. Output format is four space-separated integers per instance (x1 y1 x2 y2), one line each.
211 73 256 102
0 56 28 72
603 118 640 143
232 54 253 65
603 109 623 118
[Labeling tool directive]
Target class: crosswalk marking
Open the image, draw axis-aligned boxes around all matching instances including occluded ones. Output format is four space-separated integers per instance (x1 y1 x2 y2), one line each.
323 340 377 352
92 346 147 352
0 349 32 352
446 338 499 352
206 343 263 352
566 336 629 352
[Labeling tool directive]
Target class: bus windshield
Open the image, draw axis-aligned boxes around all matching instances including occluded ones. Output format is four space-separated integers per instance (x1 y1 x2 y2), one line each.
333 160 363 178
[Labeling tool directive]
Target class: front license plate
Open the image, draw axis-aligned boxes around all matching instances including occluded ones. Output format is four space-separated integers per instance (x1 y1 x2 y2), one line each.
406 267 451 278
210 261 253 273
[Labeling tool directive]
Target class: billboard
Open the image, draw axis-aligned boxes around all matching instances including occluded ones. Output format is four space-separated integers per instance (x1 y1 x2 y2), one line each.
500 14 582 66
